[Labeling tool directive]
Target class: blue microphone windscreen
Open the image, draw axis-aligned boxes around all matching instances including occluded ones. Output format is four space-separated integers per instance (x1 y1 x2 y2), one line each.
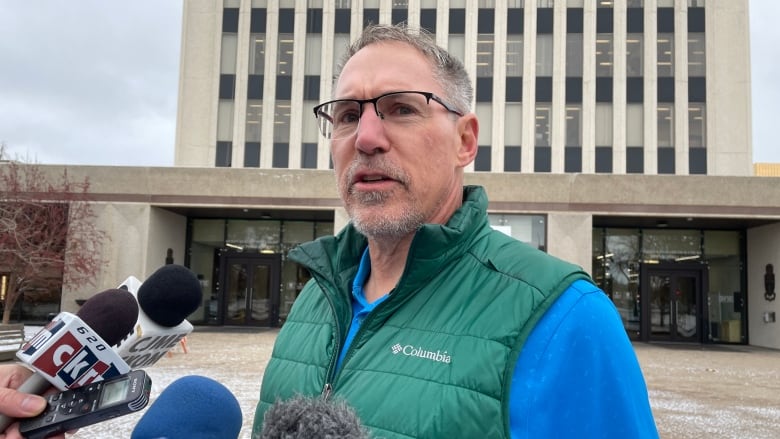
131 375 242 439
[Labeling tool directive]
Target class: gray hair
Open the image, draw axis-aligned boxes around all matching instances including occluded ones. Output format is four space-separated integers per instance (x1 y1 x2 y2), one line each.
333 23 473 114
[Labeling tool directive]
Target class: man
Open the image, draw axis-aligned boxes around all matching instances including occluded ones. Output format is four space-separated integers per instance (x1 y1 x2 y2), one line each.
254 24 658 438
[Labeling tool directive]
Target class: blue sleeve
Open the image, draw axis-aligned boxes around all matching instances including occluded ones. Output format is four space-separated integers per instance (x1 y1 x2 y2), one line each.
509 279 659 438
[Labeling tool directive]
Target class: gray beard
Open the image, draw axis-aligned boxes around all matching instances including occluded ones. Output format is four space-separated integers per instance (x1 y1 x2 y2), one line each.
348 189 426 240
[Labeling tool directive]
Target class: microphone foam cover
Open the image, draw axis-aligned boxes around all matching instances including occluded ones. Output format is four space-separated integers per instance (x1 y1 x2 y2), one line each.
260 396 368 439
131 375 242 439
76 289 139 347
137 264 202 327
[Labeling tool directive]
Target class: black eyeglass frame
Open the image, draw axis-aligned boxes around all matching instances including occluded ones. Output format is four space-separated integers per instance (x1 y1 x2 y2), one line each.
312 90 464 138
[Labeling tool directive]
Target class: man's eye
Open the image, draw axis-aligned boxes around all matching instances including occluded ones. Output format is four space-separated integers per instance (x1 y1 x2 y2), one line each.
385 103 419 117
335 110 360 124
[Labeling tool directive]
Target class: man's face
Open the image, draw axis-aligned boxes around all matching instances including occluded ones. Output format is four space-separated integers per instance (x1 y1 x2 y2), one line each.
330 42 478 239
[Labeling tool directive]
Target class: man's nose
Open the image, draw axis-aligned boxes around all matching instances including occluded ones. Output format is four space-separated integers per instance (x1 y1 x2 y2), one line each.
354 104 389 153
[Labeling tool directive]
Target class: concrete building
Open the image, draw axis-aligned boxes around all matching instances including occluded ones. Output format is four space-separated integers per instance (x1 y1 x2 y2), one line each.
4 0 779 349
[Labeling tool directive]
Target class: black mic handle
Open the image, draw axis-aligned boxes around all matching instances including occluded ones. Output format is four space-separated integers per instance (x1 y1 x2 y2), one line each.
0 374 51 432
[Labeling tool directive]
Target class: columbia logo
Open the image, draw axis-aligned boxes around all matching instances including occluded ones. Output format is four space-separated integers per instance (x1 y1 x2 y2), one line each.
390 342 452 364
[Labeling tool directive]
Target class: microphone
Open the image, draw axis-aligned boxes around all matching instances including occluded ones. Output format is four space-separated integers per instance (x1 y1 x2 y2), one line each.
130 375 242 439
259 396 368 439
0 288 138 431
114 264 202 368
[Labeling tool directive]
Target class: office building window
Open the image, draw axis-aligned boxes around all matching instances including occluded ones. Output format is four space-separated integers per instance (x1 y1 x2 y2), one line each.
449 8 466 34
507 8 523 34
596 77 612 102
363 8 379 27
448 8 466 61
273 143 289 168
301 143 317 169
658 77 674 102
219 74 235 99
658 147 675 174
216 141 232 167
250 8 266 34
506 77 523 102
535 147 552 172
217 100 234 144
688 7 705 32
595 147 613 173
535 105 552 147
689 148 707 175
420 9 436 34
627 77 643 103
475 146 492 172
566 33 583 77
566 105 582 147
658 33 674 77
537 6 554 34
504 149 521 172
626 147 644 173
505 146 521 172
566 77 582 102
505 103 522 157
477 103 492 165
596 5 613 33
244 142 260 167
627 34 643 77
223 8 239 33
392 2 408 25
595 103 613 148
565 146 582 173
596 34 613 77
536 34 553 76
506 33 523 101
567 8 583 34
627 7 643 33
536 77 552 102
246 100 262 143
689 103 706 149
306 8 322 33
658 104 674 150
335 8 350 33
657 7 675 33
627 103 643 148
688 33 706 77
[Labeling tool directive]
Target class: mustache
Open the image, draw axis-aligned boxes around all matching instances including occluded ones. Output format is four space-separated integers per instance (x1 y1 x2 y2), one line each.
345 157 410 188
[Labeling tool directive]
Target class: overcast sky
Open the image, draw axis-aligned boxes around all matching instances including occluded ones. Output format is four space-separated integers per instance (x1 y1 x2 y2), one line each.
1 1 778 166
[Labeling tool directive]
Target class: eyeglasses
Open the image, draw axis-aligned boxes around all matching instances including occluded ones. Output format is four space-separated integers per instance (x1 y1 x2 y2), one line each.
312 91 464 140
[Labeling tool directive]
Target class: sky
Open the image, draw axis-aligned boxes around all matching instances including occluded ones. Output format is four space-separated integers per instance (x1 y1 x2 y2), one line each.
0 1 778 167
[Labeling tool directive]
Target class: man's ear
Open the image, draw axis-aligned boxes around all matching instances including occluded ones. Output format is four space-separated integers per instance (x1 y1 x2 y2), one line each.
456 113 479 167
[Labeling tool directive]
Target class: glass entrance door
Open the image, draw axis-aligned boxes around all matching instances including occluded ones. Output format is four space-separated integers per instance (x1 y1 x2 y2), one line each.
220 253 281 326
642 265 704 342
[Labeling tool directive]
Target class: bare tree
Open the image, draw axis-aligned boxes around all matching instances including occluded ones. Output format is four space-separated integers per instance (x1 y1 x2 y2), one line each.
0 143 107 324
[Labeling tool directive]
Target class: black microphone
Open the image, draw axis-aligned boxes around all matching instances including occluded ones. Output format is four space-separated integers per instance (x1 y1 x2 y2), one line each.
260 396 369 439
130 375 243 439
114 264 202 368
0 289 138 431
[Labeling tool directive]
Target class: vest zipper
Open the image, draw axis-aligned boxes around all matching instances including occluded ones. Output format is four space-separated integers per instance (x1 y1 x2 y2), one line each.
314 274 344 396
321 382 333 401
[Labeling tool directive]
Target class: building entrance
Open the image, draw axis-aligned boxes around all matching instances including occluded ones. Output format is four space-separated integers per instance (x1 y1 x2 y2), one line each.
641 264 706 342
217 252 281 326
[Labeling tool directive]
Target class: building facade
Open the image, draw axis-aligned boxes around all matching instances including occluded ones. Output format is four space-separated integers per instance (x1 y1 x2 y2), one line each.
7 0 778 350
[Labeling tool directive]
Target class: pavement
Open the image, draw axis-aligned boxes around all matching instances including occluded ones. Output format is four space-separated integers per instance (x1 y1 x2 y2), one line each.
11 327 780 438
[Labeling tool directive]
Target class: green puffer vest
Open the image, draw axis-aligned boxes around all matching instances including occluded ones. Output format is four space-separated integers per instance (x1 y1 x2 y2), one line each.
253 186 591 439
